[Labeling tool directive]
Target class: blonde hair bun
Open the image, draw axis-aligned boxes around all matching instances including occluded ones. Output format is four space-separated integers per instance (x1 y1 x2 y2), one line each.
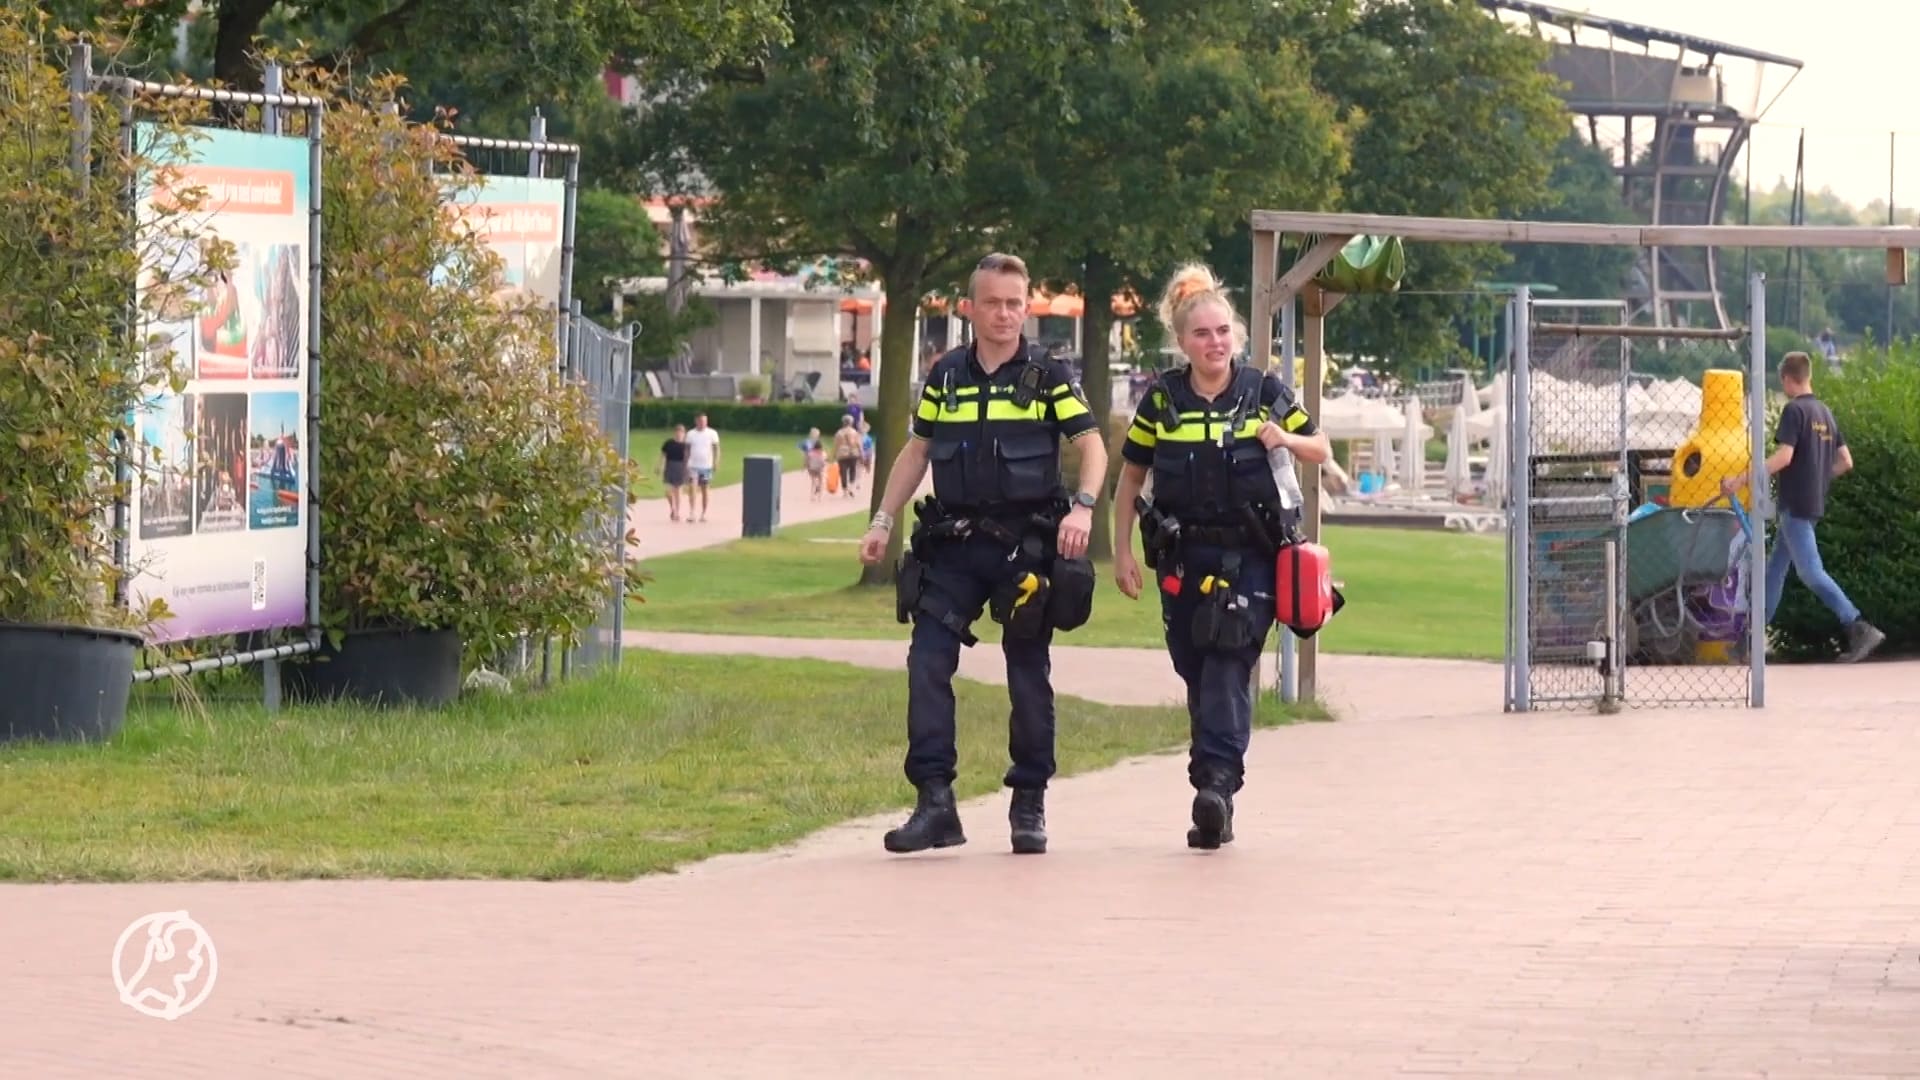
1155 261 1247 354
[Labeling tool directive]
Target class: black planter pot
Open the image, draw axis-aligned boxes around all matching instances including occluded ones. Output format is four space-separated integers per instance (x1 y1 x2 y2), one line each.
0 623 142 744
285 626 463 708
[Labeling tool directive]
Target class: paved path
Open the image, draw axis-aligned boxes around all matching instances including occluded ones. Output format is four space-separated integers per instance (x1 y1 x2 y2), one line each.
628 465 929 559
619 629 1500 723
10 625 1920 1077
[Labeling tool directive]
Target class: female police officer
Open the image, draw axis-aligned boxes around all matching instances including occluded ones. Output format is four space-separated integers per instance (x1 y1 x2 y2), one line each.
1111 263 1331 850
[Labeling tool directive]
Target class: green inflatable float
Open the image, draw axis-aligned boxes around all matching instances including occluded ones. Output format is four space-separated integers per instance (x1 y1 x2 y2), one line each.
1311 234 1406 294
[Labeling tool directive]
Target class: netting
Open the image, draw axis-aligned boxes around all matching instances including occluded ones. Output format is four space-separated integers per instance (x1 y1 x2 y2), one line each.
1514 300 1760 711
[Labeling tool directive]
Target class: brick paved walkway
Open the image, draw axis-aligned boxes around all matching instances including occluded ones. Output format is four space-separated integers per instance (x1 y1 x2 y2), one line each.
7 640 1920 1077
627 465 929 559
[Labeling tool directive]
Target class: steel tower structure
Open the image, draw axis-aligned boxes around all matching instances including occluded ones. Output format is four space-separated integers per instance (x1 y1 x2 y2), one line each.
1480 1 1802 330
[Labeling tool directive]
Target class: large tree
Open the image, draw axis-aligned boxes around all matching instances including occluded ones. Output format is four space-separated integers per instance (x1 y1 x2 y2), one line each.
660 0 1137 586
54 0 787 132
1207 0 1567 378
1503 133 1639 300
1009 0 1351 560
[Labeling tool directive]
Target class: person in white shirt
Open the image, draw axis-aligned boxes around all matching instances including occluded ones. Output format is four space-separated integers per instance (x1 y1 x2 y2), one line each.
682 414 721 522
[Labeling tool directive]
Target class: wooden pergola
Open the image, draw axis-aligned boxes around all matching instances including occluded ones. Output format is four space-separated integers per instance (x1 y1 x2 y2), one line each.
1248 210 1920 701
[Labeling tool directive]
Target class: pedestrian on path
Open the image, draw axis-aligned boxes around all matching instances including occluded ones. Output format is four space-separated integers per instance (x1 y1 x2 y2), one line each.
800 427 827 500
833 415 863 497
1721 350 1883 663
858 251 1106 858
658 424 691 522
1111 263 1331 850
683 414 720 523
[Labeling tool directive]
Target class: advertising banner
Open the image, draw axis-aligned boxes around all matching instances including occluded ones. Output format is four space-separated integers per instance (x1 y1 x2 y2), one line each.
443 175 566 312
127 125 311 644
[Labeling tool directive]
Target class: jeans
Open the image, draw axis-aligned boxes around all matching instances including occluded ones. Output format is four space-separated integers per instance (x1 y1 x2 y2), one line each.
1765 513 1860 626
904 532 1056 791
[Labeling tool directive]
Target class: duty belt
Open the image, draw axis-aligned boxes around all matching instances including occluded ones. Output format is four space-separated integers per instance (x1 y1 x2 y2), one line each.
1173 522 1263 548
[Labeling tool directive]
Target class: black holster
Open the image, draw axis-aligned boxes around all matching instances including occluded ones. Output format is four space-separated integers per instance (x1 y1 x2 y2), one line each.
894 553 924 625
979 510 1070 641
896 523 980 647
1135 495 1181 572
1188 552 1258 651
989 569 1052 640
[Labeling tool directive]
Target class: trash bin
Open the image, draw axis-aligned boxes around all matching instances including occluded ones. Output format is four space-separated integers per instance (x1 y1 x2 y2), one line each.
743 454 782 537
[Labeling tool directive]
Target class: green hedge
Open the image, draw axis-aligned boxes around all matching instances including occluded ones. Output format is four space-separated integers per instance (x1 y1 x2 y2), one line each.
1771 348 1920 660
629 399 879 434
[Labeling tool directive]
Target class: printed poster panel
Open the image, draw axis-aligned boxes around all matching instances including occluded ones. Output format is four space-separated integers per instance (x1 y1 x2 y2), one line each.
441 174 566 312
127 124 310 644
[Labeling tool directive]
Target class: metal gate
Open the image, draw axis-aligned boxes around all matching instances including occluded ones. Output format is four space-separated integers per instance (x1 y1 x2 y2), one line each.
563 301 636 676
1504 280 1771 712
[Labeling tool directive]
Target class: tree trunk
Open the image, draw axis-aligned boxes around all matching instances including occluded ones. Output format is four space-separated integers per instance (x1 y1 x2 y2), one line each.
1078 253 1121 561
213 0 276 90
856 265 927 587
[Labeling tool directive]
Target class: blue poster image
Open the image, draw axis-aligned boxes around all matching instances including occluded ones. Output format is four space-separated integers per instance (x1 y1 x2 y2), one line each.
248 391 302 530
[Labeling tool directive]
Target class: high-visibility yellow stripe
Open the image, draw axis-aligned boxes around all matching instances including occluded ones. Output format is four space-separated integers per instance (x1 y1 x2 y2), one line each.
1149 415 1266 443
917 398 940 421
1125 425 1157 449
924 404 981 422
1054 396 1090 421
1281 406 1309 432
1049 383 1074 398
1155 424 1211 443
985 399 1047 421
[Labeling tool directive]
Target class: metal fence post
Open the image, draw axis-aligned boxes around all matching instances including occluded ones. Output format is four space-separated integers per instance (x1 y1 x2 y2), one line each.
1508 289 1533 712
1746 273 1769 708
68 43 92 192
558 144 579 378
1277 296 1299 704
262 62 282 135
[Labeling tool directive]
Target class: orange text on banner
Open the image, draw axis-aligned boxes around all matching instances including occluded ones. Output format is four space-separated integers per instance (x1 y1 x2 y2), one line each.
153 165 296 215
454 202 561 244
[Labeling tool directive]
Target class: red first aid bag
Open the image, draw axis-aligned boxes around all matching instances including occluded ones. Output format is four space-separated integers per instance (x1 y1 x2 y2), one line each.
1275 542 1335 633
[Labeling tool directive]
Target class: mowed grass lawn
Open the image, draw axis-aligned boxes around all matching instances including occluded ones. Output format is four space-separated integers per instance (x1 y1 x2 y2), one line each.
628 428 813 500
0 650 1319 883
629 514 1506 660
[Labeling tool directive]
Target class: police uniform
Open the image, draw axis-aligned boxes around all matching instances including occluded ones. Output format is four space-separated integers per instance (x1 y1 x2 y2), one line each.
884 337 1100 856
1122 361 1317 849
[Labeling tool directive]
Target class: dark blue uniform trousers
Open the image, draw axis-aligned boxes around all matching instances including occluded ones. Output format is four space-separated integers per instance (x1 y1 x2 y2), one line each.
905 532 1056 791
1158 541 1278 794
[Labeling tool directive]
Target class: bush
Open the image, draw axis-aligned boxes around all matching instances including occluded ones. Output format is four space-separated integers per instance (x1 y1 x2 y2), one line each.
0 15 220 631
1769 345 1920 660
290 67 635 667
629 399 873 434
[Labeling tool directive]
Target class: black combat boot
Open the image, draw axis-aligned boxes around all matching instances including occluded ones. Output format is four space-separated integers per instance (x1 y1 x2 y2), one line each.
1187 770 1236 851
1009 787 1047 855
883 781 967 853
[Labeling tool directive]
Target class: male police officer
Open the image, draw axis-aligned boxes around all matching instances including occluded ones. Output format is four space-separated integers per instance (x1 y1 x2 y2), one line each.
858 253 1107 856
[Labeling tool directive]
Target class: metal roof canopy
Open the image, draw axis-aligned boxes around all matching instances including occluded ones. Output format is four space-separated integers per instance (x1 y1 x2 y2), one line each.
1476 0 1803 70
1247 209 1915 704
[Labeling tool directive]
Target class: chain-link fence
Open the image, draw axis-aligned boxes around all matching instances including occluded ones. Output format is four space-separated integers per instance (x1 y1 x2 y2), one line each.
563 302 636 677
1506 288 1769 713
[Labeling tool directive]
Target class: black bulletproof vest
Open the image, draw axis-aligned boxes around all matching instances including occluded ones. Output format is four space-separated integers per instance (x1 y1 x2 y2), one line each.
921 346 1062 512
1145 365 1283 524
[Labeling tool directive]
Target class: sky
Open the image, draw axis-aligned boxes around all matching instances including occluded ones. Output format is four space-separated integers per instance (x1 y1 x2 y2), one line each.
1496 0 1914 214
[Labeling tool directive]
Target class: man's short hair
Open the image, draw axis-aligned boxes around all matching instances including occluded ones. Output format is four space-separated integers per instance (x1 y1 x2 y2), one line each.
969 252 1029 298
1779 351 1812 383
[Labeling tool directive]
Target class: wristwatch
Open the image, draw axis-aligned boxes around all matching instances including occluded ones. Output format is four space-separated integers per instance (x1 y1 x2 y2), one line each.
1072 491 1097 510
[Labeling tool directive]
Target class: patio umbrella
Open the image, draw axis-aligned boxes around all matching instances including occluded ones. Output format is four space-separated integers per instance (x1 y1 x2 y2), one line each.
1400 396 1428 492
